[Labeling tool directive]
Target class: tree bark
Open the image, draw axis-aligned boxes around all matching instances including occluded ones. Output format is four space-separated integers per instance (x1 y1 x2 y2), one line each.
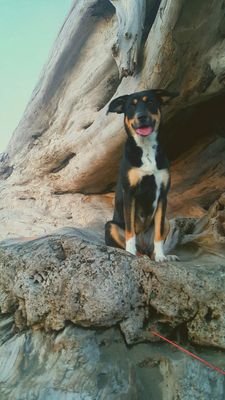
0 0 225 240
109 0 146 77
142 0 184 89
1 0 224 197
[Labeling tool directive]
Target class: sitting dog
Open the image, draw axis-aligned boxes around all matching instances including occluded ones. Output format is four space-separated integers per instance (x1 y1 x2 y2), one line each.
105 89 179 262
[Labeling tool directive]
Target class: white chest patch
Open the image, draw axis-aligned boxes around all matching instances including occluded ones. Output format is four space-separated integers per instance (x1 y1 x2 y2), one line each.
136 132 169 208
136 132 158 173
141 141 157 173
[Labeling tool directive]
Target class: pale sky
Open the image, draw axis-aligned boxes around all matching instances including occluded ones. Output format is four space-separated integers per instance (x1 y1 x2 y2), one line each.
0 0 72 153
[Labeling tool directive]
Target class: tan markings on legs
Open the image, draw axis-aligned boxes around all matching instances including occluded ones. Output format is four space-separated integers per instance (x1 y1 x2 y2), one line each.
164 217 170 239
124 196 136 242
153 201 179 262
154 200 166 262
123 195 137 254
154 201 166 242
110 223 125 249
125 230 134 241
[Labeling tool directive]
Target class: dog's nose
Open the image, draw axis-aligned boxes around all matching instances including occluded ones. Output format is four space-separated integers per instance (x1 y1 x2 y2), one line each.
136 113 149 124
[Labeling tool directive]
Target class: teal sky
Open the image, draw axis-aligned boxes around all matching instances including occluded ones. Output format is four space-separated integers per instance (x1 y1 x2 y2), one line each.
0 0 72 153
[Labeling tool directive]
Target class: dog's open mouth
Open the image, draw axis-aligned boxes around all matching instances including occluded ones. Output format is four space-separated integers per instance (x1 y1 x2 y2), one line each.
135 126 154 136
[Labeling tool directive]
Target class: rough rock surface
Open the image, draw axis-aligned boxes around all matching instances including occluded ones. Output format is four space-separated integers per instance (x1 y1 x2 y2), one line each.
1 229 225 399
1 226 225 350
0 317 224 400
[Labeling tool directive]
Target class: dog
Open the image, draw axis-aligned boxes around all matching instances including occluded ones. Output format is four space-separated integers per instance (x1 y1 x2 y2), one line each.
105 89 179 262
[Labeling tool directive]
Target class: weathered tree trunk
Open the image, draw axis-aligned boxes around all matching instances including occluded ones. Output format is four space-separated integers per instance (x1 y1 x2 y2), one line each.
1 1 225 397
2 0 225 197
109 0 146 77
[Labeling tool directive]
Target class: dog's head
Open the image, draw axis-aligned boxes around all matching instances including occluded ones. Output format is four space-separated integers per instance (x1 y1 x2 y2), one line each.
108 89 178 138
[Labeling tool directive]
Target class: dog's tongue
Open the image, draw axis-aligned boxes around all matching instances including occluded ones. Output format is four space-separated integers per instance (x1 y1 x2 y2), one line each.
136 126 153 136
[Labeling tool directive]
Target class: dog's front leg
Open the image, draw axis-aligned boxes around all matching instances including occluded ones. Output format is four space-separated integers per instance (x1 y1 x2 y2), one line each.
153 198 168 262
154 199 179 262
123 190 136 255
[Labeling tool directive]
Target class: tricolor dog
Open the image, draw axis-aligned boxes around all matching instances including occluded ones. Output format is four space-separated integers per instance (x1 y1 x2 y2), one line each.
105 89 179 262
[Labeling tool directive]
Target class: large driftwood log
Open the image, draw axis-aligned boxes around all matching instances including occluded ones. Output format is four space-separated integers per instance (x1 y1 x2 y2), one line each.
2 0 225 196
5 0 121 193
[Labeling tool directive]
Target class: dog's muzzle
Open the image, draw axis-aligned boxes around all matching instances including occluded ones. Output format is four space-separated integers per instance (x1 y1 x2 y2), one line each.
134 114 155 136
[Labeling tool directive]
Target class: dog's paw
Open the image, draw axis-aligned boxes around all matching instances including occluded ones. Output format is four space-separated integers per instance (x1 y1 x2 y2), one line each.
154 254 179 262
154 254 168 263
126 237 137 255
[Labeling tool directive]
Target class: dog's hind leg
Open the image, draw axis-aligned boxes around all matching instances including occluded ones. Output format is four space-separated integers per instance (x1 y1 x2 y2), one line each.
154 200 179 262
105 221 125 250
123 193 137 255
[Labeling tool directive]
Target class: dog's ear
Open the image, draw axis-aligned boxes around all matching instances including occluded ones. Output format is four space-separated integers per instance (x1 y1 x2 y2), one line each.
107 95 129 114
152 89 179 105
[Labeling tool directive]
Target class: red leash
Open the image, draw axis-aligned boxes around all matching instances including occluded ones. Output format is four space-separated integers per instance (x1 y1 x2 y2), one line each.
151 331 225 376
